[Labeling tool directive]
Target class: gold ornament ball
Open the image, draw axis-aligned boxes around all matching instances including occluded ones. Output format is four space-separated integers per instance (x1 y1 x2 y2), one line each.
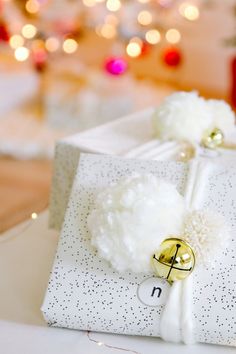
202 128 224 149
178 143 195 162
152 238 195 283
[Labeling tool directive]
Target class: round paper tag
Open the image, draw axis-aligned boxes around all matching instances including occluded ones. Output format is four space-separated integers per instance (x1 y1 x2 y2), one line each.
137 277 170 307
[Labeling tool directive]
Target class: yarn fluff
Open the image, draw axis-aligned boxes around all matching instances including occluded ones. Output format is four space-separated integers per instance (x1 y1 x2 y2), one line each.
88 173 185 273
183 209 230 266
87 174 230 273
152 91 235 144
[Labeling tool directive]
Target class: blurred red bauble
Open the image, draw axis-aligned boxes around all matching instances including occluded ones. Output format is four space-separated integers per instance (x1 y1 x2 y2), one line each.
230 56 236 109
162 47 182 67
104 57 128 76
0 22 9 42
32 49 48 72
140 42 151 57
53 20 76 36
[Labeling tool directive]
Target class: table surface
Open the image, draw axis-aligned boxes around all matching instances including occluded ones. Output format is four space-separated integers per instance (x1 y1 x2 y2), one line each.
0 211 235 354
0 157 52 233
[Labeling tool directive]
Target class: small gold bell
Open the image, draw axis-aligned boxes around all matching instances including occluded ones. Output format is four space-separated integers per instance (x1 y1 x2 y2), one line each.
202 128 224 149
152 238 195 283
177 142 196 162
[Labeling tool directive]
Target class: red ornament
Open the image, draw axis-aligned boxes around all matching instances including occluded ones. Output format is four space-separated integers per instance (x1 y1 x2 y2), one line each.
230 56 236 109
53 20 76 36
140 42 151 57
162 47 182 67
32 49 48 72
0 22 9 42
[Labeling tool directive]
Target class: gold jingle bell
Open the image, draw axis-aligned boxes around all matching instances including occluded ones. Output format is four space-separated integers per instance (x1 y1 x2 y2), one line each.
202 128 224 149
178 142 196 162
152 238 195 283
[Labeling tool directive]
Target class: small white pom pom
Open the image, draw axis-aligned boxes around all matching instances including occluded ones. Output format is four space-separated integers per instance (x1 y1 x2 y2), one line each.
183 210 230 266
88 174 185 274
152 91 213 144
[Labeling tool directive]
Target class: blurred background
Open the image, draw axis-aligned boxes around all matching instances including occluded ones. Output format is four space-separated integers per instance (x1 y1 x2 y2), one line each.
1 0 236 232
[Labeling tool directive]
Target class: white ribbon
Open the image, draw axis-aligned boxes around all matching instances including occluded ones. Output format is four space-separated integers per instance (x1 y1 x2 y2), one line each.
159 159 212 344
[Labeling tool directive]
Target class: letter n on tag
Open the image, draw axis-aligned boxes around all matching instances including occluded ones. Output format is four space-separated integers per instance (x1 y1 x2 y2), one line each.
137 277 170 307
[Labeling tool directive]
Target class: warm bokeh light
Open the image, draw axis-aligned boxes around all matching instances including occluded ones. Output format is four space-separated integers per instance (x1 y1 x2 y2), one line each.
100 23 117 39
9 34 24 49
126 39 142 58
165 28 181 44
145 29 161 44
62 38 78 53
25 0 40 14
137 0 150 3
45 37 60 52
137 10 152 26
106 0 121 12
31 212 38 220
22 24 37 39
82 0 96 6
179 3 200 21
105 14 119 26
14 46 30 61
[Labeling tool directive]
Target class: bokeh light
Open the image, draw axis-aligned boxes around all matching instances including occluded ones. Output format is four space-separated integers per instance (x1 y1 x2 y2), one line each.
145 29 161 44
137 10 152 26
63 38 78 53
179 3 199 21
99 23 117 38
165 28 181 44
9 34 24 49
126 38 143 58
14 46 30 61
106 0 121 12
25 0 40 14
22 24 37 39
31 212 38 220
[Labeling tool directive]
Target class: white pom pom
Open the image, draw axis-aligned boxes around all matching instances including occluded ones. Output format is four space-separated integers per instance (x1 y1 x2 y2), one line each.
183 210 230 266
207 99 235 140
88 174 185 273
152 91 213 144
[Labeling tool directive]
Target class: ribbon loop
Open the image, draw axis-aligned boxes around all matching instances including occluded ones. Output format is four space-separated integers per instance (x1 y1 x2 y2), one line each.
160 159 212 344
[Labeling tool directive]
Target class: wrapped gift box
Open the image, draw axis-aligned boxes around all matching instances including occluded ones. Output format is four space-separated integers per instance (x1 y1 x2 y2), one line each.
43 153 236 346
49 108 236 231
49 108 154 230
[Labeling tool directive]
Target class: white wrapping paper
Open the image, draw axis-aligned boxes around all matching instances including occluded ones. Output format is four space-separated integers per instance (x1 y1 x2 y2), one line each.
49 108 236 231
42 153 236 346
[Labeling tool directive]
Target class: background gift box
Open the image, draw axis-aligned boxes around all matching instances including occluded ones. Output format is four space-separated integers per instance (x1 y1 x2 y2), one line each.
49 108 236 231
42 153 236 347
